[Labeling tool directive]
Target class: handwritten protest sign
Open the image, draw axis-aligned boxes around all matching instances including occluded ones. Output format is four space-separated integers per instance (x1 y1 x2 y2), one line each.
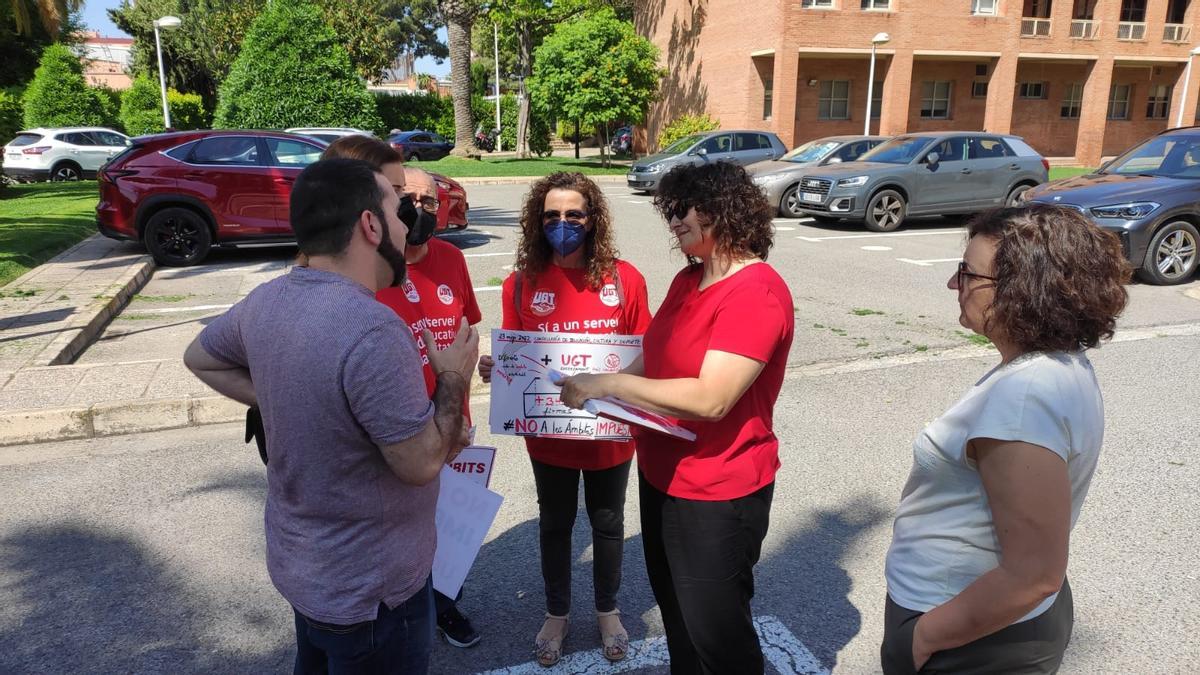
489 329 642 440
433 465 503 598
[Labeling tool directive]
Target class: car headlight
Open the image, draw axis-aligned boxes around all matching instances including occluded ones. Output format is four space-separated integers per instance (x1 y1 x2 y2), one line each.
836 175 869 188
753 173 790 184
640 164 662 173
1089 202 1160 219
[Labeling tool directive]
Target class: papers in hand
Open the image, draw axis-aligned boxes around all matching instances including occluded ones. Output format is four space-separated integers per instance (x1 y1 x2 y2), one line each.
583 396 696 441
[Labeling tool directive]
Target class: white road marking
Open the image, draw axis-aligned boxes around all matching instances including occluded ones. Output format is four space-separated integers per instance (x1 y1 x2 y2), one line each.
474 286 502 292
797 229 962 242
860 245 892 251
628 200 647 204
896 257 960 267
122 303 233 314
473 615 827 675
464 252 515 258
774 226 796 231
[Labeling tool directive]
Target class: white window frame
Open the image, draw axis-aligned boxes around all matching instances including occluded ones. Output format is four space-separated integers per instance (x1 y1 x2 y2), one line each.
1018 82 1048 99
1108 84 1132 120
802 0 835 8
972 80 990 98
861 0 891 9
972 0 998 15
818 80 852 120
920 81 953 119
1061 82 1083 118
1146 84 1171 119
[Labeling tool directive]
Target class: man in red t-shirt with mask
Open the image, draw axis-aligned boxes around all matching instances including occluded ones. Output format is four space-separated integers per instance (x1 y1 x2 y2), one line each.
376 167 483 649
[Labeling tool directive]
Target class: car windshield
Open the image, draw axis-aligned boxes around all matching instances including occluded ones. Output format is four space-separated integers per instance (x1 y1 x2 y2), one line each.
1100 134 1200 179
781 140 840 163
661 133 707 154
858 136 932 164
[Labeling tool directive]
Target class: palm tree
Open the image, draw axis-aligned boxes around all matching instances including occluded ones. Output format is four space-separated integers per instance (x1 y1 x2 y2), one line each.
438 0 480 157
8 0 81 37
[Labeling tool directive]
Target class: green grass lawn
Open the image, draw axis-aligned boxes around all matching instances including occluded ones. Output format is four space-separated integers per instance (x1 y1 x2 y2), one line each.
416 155 630 177
0 181 99 286
1048 166 1094 181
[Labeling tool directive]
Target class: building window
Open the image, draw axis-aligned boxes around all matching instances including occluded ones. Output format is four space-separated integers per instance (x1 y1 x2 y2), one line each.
802 0 834 7
973 0 998 15
819 80 851 120
1147 84 1171 119
763 75 774 120
871 81 883 118
972 80 989 98
861 0 890 8
920 81 952 119
1061 82 1083 118
1108 84 1132 119
1120 0 1147 22
1019 82 1048 99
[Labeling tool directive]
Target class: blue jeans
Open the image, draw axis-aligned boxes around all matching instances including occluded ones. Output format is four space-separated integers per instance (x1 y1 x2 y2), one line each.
293 578 435 675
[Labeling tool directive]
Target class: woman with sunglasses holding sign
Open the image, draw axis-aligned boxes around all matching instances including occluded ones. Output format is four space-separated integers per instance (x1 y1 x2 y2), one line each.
477 172 651 666
558 162 795 674
880 206 1128 674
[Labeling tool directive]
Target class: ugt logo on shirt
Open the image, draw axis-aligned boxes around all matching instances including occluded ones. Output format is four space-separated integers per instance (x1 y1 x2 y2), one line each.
599 283 619 307
403 280 420 303
437 284 455 305
531 289 556 316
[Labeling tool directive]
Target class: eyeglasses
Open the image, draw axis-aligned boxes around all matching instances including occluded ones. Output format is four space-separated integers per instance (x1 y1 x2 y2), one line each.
542 209 588 224
406 193 440 213
665 202 692 222
957 261 997 286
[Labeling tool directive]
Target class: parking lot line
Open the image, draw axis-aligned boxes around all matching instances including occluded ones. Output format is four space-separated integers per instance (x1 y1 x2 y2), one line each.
797 229 962 242
896 257 961 267
473 285 502 292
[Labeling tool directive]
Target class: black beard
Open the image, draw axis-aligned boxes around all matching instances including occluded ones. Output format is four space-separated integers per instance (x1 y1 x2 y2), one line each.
377 218 407 287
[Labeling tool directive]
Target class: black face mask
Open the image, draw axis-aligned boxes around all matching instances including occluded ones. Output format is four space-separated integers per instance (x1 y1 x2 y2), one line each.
406 209 438 247
376 210 407 287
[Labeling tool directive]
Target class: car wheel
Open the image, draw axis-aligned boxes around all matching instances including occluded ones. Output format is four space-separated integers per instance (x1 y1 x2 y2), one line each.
1006 183 1033 207
1140 220 1199 285
50 162 82 182
779 184 808 218
864 190 906 232
144 207 213 267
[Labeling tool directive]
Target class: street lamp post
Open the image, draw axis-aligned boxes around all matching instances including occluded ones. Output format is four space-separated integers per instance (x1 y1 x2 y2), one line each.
153 16 182 130
493 23 502 152
1175 45 1200 128
864 32 890 136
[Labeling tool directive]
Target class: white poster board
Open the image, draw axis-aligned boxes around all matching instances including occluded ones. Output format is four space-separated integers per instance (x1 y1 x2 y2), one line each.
488 329 642 441
432 465 503 598
447 445 496 488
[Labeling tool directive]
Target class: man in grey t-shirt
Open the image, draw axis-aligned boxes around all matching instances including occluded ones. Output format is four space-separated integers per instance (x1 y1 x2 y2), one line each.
184 158 478 674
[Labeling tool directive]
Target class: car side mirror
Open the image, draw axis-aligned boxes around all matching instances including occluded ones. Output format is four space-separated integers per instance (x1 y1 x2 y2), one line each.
925 152 940 167
827 156 843 164
694 147 708 157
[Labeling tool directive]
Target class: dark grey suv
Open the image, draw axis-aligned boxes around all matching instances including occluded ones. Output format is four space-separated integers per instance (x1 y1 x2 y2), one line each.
1026 127 1200 285
793 132 1049 231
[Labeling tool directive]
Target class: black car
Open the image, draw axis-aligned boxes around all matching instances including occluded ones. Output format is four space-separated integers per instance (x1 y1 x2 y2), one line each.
1026 126 1200 285
387 130 454 162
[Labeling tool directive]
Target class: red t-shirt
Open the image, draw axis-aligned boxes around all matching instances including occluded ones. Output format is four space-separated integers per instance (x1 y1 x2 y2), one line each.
376 238 482 408
638 263 794 500
502 260 652 470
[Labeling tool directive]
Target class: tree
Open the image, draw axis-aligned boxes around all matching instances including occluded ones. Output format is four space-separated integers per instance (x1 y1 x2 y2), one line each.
22 43 108 128
120 75 207 136
213 0 382 132
528 8 662 166
6 0 79 36
2 0 84 87
438 0 481 156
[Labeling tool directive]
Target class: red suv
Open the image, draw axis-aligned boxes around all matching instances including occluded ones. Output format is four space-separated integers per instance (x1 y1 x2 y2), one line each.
97 130 470 266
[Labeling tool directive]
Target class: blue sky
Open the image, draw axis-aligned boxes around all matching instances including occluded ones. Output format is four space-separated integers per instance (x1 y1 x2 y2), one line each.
82 1 451 77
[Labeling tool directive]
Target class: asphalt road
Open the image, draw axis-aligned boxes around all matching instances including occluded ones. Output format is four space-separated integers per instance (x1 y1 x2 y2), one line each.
5 182 1198 673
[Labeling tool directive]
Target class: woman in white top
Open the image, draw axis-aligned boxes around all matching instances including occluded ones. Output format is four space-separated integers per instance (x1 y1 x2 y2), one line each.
881 206 1130 675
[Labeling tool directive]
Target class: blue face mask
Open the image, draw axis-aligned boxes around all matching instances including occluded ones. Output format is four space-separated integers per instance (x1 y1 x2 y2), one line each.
544 220 587 257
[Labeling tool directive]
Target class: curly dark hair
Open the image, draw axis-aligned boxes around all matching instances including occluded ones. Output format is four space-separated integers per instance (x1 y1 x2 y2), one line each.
652 162 774 263
515 172 619 289
967 205 1131 352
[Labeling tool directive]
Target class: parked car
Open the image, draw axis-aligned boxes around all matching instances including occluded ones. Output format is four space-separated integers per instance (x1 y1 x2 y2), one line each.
626 130 788 192
387 130 454 162
792 132 1049 231
1026 126 1200 285
284 127 376 144
96 130 469 266
749 135 889 217
3 127 131 182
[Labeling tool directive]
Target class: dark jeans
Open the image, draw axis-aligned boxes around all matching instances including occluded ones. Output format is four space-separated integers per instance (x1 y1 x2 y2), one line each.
529 457 631 616
433 588 459 617
293 578 434 675
639 473 774 675
880 578 1074 675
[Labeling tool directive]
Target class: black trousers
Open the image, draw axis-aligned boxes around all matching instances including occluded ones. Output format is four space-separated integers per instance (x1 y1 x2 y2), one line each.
881 578 1074 675
529 457 631 616
639 472 774 675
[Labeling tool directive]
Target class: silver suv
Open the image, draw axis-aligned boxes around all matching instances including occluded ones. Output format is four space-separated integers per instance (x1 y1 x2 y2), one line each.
627 130 787 192
793 132 1049 231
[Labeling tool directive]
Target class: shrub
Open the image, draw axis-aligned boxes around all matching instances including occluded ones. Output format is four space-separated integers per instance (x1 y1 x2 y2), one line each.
0 89 23 144
22 44 107 128
168 90 210 130
121 77 211 136
657 112 719 150
374 92 452 137
213 0 382 132
496 95 551 156
91 85 122 131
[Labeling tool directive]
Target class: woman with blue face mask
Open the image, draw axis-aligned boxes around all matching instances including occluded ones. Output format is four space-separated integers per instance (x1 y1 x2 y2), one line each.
478 172 652 666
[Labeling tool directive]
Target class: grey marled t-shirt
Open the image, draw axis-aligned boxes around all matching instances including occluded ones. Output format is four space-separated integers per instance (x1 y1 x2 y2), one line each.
200 266 435 624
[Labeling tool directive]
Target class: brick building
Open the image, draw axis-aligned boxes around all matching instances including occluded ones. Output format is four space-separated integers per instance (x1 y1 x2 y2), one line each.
635 0 1200 165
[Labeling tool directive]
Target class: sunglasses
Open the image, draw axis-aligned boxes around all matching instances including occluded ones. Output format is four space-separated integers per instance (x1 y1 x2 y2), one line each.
666 202 692 221
957 261 997 286
542 209 588 224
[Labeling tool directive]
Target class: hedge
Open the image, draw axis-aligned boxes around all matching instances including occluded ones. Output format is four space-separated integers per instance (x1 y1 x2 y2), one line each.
22 44 109 129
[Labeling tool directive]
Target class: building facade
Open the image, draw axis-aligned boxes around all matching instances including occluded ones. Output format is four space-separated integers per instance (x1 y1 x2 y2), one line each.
80 33 134 90
636 0 1200 164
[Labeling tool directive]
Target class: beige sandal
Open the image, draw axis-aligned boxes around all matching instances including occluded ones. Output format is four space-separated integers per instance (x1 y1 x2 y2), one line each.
597 608 629 662
534 613 569 667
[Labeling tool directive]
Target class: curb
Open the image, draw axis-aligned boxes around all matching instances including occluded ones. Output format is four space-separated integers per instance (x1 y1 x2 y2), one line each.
450 175 628 186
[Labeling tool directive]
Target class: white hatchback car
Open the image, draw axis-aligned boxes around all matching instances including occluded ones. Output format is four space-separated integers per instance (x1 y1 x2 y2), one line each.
3 127 131 182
